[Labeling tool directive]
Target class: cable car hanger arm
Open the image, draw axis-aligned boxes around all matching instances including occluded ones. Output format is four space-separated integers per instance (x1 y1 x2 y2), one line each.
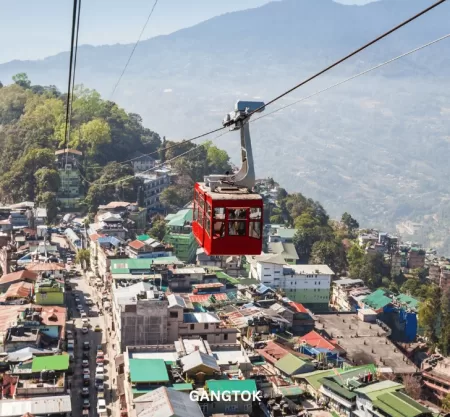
204 100 265 192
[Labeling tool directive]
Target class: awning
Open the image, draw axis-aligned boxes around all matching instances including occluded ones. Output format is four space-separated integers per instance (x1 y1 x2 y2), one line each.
279 385 304 397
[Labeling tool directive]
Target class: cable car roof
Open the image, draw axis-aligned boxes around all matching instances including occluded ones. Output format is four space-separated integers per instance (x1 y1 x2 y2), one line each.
196 183 262 200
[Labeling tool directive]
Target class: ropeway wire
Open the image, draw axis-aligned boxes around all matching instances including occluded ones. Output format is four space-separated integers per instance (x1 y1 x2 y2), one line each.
114 0 447 167
251 32 450 124
90 31 450 187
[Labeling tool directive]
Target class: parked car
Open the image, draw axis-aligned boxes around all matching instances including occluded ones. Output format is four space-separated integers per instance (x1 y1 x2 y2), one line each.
96 357 104 364
81 387 89 397
96 382 105 391
97 399 106 414
83 375 90 386
94 325 101 332
83 341 90 350
82 399 90 409
82 360 89 368
76 305 83 311
83 369 90 376
82 327 88 334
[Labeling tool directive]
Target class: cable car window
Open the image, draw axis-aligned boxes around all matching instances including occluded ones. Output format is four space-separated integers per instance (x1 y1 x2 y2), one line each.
199 194 204 210
250 207 262 220
198 210 204 228
205 216 211 236
228 208 247 220
206 203 212 218
229 221 247 236
213 221 225 238
214 207 225 220
249 222 261 239
193 201 198 221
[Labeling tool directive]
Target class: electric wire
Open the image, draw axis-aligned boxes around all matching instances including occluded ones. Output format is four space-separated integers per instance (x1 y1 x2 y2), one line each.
62 0 80 160
78 130 229 187
110 0 159 99
116 0 447 166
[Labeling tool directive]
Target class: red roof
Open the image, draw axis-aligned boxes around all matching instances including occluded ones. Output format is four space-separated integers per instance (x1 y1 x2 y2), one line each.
298 330 336 351
256 341 310 365
40 306 67 337
2 374 18 398
289 302 308 314
189 293 228 303
89 233 105 242
3 281 33 298
0 305 30 333
0 270 38 285
26 263 65 271
128 240 145 250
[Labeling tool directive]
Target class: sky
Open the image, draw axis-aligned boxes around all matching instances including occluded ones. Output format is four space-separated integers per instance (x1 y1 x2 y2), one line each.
0 0 376 64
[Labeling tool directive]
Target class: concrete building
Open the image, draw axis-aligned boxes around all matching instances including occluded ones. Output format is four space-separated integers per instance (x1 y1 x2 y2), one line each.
330 278 368 311
164 208 197 263
55 148 83 209
247 254 333 306
136 170 170 211
89 234 127 279
267 241 299 264
129 152 156 174
422 355 450 402
196 248 241 277
113 282 169 352
407 247 426 270
127 238 173 259
89 212 128 240
34 278 65 305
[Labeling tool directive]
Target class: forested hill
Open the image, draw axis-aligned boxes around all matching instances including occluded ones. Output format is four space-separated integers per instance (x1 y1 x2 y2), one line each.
0 74 234 218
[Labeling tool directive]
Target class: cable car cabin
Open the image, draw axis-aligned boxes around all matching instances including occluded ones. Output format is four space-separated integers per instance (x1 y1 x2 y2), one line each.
193 182 263 256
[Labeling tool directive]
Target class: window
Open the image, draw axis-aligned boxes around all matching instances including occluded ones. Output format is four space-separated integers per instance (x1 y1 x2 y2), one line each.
204 324 209 330
170 311 178 318
249 221 261 239
190 324 195 330
213 207 225 238
224 333 228 341
228 208 247 236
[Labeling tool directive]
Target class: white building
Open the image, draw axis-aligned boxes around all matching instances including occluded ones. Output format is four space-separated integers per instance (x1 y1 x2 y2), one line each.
247 253 333 305
136 170 170 211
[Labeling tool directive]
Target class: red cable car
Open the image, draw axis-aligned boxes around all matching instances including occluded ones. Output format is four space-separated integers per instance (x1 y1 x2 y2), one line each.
193 101 265 256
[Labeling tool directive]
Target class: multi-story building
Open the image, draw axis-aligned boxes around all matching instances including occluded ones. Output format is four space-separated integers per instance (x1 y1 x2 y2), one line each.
97 202 148 232
129 152 156 173
136 169 170 211
196 248 242 277
440 265 450 292
330 278 368 311
247 254 333 306
407 247 426 270
422 355 450 402
55 148 83 209
113 282 169 352
112 283 237 352
89 234 128 279
89 212 128 240
164 208 197 263
127 238 173 259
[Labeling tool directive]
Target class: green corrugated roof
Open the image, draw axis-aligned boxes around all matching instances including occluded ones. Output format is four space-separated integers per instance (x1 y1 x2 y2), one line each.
328 364 377 385
362 289 393 310
166 209 192 227
172 383 193 391
396 294 420 311
355 380 403 401
32 354 69 372
275 353 310 376
275 228 296 239
321 379 356 400
129 359 169 383
216 271 239 284
374 392 431 417
110 257 180 274
206 379 257 395
279 386 304 396
137 234 150 241
296 369 337 390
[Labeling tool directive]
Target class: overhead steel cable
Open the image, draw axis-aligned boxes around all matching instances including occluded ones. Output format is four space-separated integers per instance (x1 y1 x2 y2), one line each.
116 0 447 167
244 0 448 119
251 32 450 124
96 32 450 186
62 0 80 162
109 0 159 99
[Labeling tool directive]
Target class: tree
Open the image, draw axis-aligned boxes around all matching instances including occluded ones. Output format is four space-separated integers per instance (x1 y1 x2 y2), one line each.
70 118 111 156
442 393 450 412
310 239 346 274
12 73 31 89
0 84 30 124
75 249 91 270
270 214 284 224
341 212 359 231
402 375 422 400
204 141 232 174
37 191 59 223
418 286 441 342
160 186 190 211
148 216 167 241
35 168 61 194
277 188 288 201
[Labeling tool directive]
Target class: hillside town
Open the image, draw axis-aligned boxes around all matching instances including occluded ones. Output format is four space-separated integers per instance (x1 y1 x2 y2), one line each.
0 167 448 417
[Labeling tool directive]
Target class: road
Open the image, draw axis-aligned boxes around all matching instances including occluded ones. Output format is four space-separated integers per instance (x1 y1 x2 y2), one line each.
66 267 114 417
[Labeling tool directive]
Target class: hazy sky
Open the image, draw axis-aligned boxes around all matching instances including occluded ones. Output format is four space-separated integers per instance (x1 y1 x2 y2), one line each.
0 0 376 64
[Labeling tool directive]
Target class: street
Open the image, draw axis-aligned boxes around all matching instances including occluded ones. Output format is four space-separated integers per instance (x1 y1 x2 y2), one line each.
65 266 118 417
